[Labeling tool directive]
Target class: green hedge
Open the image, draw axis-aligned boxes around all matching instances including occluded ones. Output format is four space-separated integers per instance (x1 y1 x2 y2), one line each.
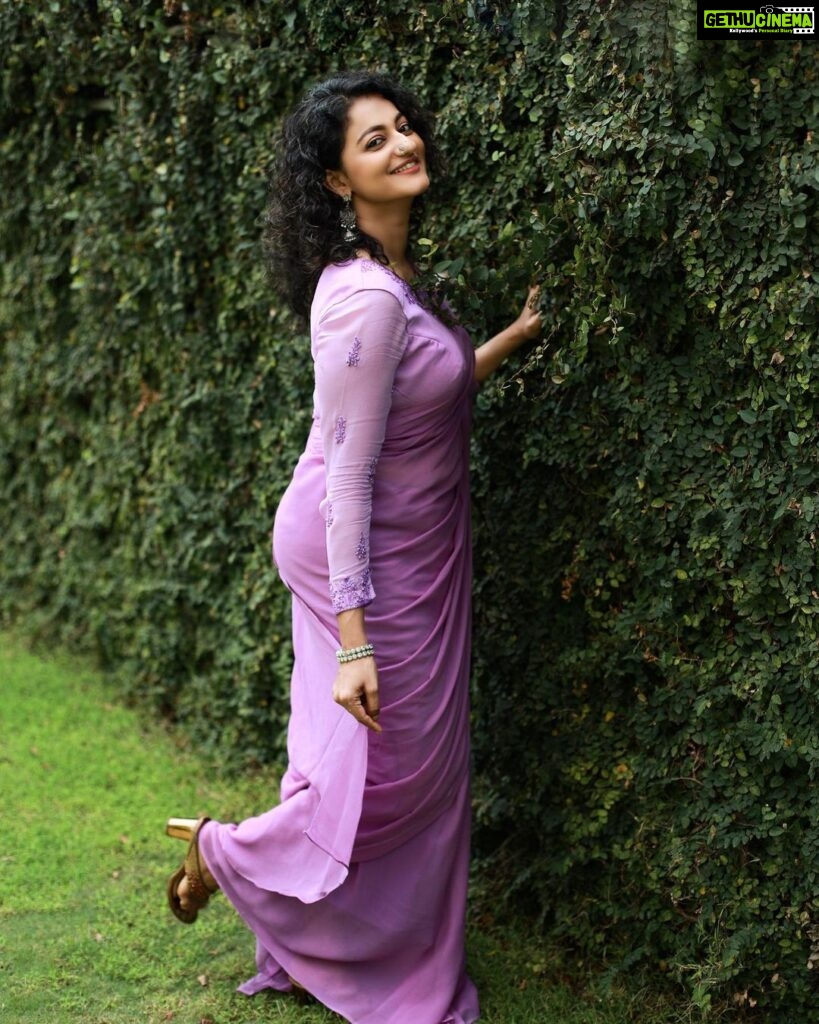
2 0 818 1016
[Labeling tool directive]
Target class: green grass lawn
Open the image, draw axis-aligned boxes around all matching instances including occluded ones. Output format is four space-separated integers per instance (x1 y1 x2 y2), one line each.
0 634 676 1024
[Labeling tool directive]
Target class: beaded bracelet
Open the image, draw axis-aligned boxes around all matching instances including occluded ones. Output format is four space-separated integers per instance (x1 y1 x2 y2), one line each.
336 643 375 664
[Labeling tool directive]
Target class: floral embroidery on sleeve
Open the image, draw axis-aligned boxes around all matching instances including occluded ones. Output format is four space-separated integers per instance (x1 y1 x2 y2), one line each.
356 533 368 561
346 337 362 367
329 568 375 614
334 416 347 444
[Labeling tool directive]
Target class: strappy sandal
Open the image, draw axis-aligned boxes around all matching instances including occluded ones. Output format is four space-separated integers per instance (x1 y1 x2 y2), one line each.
166 816 218 924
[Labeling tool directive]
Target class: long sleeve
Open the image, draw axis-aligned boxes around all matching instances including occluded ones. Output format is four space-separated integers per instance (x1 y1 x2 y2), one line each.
314 286 408 614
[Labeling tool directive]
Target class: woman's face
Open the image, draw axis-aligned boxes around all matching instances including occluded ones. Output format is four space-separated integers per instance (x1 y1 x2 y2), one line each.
325 94 429 208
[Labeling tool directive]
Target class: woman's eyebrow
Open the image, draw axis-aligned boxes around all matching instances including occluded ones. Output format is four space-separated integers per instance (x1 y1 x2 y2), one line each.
356 113 404 145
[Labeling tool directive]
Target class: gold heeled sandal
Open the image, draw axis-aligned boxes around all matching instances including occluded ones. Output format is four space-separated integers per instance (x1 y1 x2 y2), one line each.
166 816 218 924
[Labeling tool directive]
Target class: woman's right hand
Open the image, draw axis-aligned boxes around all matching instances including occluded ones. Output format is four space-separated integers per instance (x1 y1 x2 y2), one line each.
333 658 382 733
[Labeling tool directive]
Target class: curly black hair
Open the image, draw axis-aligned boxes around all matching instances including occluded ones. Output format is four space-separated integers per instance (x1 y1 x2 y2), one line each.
263 71 440 321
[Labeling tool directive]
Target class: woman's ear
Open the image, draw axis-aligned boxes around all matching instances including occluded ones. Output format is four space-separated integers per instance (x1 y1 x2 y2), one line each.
325 168 350 198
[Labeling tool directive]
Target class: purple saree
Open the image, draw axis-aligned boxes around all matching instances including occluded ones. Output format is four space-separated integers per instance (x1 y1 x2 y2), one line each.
198 259 479 1024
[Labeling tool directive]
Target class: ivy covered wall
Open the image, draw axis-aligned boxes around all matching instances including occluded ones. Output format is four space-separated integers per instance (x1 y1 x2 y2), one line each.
2 1 818 1016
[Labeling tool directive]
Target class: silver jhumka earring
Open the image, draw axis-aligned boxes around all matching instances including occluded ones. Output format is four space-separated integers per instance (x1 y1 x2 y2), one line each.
340 194 357 243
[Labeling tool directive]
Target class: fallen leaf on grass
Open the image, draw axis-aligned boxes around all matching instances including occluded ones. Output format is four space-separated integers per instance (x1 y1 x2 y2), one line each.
197 974 209 987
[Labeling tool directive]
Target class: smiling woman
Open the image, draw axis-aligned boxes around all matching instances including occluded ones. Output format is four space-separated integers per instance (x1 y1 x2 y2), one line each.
324 95 430 247
264 72 443 320
162 71 540 1024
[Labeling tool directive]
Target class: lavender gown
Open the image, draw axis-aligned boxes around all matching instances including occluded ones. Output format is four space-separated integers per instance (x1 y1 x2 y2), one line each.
198 259 480 1024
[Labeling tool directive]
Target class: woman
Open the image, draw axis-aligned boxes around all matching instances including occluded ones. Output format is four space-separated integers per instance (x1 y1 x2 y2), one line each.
165 71 540 1024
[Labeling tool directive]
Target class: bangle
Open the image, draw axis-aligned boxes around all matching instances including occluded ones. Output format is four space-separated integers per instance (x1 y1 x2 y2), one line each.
336 643 375 664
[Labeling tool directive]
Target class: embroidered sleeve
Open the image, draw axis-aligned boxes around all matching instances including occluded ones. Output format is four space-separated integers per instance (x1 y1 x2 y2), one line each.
314 287 408 613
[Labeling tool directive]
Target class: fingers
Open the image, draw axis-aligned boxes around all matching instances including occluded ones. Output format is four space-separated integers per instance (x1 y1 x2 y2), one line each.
360 709 383 734
522 285 542 339
333 670 382 733
363 677 380 721
346 694 382 733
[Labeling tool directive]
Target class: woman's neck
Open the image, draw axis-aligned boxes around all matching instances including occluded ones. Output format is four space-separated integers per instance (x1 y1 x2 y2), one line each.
354 202 413 280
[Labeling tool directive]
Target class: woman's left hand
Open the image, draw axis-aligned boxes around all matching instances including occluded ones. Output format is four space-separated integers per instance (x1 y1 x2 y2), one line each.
515 285 542 342
473 284 543 383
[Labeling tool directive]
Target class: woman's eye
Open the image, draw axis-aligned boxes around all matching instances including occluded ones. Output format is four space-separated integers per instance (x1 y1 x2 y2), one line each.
364 124 412 150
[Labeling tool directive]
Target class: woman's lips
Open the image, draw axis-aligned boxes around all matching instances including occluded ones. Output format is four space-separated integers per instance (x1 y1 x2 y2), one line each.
390 159 421 174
